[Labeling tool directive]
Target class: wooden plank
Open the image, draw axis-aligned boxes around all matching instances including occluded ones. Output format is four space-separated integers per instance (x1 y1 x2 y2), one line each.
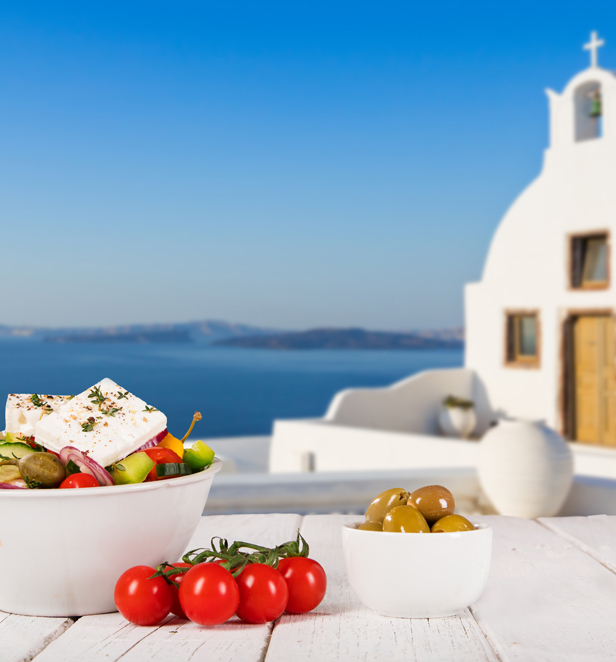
471 515 616 661
0 612 73 662
32 613 175 662
111 618 274 662
265 514 498 662
33 514 301 662
185 513 303 553
539 514 616 573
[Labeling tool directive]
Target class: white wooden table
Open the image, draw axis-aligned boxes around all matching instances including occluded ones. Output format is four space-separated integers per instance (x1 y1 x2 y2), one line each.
4 513 616 661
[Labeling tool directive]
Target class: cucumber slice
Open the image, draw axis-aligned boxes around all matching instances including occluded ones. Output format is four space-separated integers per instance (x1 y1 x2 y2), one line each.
0 442 36 461
0 465 21 482
110 452 155 485
155 463 192 478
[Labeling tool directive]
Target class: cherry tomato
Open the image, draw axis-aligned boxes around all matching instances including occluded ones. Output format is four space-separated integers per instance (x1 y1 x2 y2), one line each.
143 447 183 481
179 563 239 626
277 557 327 614
114 565 172 626
59 473 100 489
167 563 192 618
235 563 289 624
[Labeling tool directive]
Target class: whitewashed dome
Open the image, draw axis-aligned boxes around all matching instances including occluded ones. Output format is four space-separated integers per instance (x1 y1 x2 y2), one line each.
481 61 616 297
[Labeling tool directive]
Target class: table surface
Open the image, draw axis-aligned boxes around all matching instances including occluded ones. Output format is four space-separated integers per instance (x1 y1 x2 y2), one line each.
4 513 616 662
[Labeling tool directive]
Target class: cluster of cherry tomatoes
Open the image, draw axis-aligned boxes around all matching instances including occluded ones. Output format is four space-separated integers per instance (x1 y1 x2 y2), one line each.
114 534 327 626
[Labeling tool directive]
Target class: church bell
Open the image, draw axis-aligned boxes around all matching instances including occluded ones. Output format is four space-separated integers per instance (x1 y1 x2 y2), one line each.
590 92 602 118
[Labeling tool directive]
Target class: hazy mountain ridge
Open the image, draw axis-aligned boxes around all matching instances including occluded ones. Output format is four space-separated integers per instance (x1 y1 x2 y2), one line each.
0 320 280 343
214 327 464 350
0 322 464 348
44 329 195 344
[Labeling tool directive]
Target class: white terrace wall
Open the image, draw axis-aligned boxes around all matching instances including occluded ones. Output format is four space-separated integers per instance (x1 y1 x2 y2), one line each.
323 367 474 434
270 368 477 473
465 66 616 436
269 421 480 473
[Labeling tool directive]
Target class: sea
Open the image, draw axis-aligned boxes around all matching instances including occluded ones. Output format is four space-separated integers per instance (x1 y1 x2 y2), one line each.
0 340 463 440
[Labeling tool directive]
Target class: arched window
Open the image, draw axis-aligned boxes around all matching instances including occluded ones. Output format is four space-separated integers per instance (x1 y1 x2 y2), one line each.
574 81 603 142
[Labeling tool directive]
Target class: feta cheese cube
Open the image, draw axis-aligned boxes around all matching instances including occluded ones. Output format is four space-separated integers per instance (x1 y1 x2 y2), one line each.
5 393 73 438
34 378 167 467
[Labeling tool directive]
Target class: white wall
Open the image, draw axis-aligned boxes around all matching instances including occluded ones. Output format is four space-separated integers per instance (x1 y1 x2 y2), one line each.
324 368 474 434
268 422 616 516
269 367 478 473
466 66 616 435
270 420 479 473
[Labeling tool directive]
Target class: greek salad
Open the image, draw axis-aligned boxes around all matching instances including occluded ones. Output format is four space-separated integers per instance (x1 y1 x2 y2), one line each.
0 378 214 489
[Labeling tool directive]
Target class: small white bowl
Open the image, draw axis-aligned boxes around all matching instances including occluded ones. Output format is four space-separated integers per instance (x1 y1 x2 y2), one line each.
0 458 222 617
342 521 492 618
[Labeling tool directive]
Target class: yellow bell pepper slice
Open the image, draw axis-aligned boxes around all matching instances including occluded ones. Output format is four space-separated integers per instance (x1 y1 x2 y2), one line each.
158 433 184 459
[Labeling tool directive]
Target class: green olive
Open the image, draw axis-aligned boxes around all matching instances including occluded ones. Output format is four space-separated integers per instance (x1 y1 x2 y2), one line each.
358 520 382 531
382 505 430 533
431 514 475 533
408 485 455 524
365 487 410 524
18 452 66 488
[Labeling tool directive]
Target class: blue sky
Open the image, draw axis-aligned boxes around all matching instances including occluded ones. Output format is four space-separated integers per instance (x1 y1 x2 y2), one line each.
1 1 614 330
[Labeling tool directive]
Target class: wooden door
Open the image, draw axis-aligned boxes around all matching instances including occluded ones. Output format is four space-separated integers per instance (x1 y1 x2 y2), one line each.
573 315 616 446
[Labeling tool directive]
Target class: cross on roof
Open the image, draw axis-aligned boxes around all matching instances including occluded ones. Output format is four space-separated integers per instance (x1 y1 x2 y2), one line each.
584 31 605 68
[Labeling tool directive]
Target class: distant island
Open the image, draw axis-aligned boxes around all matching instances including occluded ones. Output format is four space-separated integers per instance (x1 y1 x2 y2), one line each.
0 320 278 344
214 328 464 350
0 321 464 349
44 330 193 344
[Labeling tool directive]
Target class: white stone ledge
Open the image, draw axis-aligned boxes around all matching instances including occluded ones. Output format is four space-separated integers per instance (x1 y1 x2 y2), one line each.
205 467 480 516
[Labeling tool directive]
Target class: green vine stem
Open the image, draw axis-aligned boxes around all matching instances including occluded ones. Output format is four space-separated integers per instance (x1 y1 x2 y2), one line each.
151 531 311 584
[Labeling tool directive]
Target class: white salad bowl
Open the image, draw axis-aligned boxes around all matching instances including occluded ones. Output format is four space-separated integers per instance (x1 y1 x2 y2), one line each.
0 458 222 617
342 520 492 618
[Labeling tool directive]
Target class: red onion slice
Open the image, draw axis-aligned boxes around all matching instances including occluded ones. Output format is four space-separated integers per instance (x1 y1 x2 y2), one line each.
154 428 168 443
59 446 114 487
135 428 168 453
0 483 26 489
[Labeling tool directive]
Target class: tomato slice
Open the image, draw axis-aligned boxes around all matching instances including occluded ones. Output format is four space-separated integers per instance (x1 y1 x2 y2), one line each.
143 447 183 464
143 447 183 481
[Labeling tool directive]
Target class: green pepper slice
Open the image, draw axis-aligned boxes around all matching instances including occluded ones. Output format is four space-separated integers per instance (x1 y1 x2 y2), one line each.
183 440 215 471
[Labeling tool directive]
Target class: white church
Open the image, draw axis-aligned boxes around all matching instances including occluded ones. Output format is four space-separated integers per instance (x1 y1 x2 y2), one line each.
268 33 616 481
467 31 616 446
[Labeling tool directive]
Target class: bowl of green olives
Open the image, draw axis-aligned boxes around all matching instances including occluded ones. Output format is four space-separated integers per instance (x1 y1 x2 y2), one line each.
342 485 492 618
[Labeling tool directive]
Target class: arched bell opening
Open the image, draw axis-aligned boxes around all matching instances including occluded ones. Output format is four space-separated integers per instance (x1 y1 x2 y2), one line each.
574 80 603 142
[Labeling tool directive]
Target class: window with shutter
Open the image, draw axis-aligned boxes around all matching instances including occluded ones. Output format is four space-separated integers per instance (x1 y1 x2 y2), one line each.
570 232 609 289
505 312 540 368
